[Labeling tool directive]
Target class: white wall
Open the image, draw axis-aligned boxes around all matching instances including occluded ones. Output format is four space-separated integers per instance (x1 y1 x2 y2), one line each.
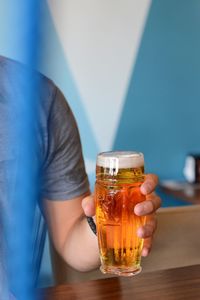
47 0 151 152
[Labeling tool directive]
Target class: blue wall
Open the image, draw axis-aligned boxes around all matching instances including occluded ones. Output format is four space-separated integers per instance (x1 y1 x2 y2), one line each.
114 0 200 180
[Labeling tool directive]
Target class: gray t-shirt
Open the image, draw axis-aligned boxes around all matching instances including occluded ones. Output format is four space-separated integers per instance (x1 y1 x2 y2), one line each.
0 55 89 201
0 56 90 297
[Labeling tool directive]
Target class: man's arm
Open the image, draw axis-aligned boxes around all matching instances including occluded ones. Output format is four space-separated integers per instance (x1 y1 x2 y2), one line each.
43 193 100 272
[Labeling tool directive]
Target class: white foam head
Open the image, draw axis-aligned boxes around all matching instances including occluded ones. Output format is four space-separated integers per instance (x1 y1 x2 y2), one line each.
97 151 144 169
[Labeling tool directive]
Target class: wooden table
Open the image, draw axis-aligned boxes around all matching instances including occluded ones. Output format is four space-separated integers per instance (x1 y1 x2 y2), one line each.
39 264 200 300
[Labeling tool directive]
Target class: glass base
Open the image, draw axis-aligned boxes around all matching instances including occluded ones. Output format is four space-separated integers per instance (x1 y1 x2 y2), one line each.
100 265 142 277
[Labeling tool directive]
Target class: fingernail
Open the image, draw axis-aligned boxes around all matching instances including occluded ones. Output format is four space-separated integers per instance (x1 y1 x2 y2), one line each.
142 248 149 257
141 182 151 194
137 227 144 238
134 205 143 216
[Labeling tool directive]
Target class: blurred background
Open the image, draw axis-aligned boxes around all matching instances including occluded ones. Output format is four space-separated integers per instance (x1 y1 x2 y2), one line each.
0 0 200 289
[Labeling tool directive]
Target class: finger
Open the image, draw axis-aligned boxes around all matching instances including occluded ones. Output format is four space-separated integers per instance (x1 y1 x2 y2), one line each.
137 215 157 238
81 195 95 217
140 174 158 195
134 194 161 216
139 215 157 257
141 237 152 257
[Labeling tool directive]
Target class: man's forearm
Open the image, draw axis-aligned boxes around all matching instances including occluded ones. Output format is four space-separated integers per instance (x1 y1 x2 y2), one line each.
60 215 100 272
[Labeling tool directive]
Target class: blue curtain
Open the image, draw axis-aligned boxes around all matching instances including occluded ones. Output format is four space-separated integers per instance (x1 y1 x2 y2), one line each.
0 1 42 299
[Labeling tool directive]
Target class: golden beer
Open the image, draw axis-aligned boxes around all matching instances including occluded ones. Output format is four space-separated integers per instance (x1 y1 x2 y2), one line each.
95 151 146 276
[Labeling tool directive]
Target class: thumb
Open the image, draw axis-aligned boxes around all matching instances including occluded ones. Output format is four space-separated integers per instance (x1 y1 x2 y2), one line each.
81 194 95 217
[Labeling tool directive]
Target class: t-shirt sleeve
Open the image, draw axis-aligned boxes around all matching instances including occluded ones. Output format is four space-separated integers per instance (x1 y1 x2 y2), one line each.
40 87 90 200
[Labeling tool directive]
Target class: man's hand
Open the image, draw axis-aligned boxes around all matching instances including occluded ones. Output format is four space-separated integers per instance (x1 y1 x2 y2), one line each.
82 173 161 257
135 174 161 256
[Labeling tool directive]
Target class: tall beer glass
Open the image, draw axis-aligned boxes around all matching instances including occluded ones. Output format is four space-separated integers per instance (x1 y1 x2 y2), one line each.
95 151 146 277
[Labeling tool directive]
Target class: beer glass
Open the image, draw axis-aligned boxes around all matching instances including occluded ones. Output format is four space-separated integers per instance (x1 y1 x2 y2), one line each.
94 151 146 277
